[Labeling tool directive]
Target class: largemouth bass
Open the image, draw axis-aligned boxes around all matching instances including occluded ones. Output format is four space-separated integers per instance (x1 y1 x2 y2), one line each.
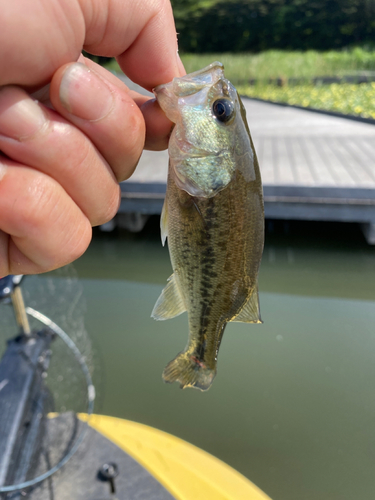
152 62 264 391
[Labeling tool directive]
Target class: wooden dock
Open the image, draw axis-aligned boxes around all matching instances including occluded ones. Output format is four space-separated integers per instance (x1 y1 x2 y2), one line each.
114 74 375 243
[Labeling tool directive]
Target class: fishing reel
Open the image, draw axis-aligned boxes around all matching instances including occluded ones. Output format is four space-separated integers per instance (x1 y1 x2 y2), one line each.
0 275 24 300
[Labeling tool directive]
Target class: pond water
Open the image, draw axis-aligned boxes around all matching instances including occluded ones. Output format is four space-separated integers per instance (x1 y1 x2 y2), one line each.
3 218 375 500
70 218 375 500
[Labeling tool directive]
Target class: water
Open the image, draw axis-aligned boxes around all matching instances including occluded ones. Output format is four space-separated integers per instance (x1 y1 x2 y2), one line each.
6 219 375 500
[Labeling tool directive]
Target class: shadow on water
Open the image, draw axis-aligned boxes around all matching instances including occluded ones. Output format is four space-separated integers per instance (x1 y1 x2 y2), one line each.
70 218 375 500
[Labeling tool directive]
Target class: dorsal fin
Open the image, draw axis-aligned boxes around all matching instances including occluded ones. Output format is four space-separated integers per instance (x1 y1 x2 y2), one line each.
231 286 262 324
151 273 186 320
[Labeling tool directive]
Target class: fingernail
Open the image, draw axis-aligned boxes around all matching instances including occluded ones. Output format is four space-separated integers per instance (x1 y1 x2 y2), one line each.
0 88 47 140
60 63 114 121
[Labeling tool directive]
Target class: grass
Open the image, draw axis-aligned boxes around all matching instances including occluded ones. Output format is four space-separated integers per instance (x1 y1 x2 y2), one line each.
180 48 375 85
105 48 375 119
237 82 375 119
105 48 375 85
181 49 375 119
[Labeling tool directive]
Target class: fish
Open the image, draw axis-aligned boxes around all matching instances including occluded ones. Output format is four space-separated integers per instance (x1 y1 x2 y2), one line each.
152 62 264 391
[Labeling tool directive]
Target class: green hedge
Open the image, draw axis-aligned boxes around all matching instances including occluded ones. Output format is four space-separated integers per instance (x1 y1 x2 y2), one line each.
172 0 375 53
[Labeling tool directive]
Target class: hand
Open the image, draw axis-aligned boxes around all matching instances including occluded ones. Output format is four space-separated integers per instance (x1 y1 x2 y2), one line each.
0 0 184 277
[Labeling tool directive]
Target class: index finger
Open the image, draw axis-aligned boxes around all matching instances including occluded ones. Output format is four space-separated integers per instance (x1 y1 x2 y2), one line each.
80 0 185 90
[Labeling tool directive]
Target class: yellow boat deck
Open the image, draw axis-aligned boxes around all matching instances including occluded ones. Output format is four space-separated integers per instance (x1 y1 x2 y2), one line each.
86 414 271 500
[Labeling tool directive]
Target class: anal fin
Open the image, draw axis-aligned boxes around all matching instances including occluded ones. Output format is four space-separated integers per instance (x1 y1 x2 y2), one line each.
151 273 186 320
232 286 262 324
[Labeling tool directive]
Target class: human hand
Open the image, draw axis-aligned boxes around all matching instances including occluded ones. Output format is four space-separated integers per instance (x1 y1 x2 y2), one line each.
0 0 184 277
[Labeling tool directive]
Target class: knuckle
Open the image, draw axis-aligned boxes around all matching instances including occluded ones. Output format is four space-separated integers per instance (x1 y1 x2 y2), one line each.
63 219 92 264
40 217 92 272
92 185 120 227
1 167 92 274
51 125 92 176
16 175 59 232
119 152 141 182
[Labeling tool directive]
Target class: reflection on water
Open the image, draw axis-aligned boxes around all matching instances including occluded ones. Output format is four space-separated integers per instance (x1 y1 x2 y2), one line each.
4 219 375 500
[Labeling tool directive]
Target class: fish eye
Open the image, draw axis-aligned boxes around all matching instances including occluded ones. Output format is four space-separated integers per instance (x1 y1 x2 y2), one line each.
212 99 234 123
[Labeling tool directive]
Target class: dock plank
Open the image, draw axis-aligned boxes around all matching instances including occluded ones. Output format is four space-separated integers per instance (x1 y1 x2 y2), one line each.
290 138 314 185
276 138 296 184
317 137 357 186
259 137 276 184
115 74 375 240
333 138 375 186
126 97 375 191
343 139 375 184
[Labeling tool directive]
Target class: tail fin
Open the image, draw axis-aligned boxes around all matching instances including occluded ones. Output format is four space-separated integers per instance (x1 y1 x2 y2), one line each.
162 351 216 391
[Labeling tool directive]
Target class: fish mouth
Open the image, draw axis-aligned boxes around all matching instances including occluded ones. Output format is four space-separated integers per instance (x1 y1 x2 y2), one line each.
179 61 224 81
153 62 225 97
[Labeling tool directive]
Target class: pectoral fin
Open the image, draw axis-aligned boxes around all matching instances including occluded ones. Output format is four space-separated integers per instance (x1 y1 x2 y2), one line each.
232 287 262 324
160 196 168 246
151 273 186 320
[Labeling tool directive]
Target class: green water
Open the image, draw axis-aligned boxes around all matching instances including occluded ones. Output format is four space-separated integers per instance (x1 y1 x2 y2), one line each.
24 220 375 499
67 219 375 500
